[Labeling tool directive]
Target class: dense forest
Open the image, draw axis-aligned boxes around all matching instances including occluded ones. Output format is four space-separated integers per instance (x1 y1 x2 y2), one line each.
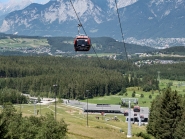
0 53 185 104
0 56 160 104
138 62 185 81
158 46 185 55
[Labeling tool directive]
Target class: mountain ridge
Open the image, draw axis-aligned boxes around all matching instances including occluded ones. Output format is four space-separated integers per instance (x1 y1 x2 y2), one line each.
0 0 185 47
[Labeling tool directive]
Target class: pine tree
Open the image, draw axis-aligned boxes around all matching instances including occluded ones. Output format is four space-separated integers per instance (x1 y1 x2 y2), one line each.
174 112 185 139
125 75 130 88
147 88 184 139
132 90 136 97
0 120 7 138
147 95 162 137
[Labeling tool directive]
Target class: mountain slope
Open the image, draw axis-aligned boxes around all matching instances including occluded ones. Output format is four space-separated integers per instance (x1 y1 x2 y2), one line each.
0 0 185 46
0 0 32 16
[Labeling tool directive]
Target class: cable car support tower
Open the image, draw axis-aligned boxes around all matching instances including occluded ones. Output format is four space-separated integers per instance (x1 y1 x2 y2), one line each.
121 98 138 138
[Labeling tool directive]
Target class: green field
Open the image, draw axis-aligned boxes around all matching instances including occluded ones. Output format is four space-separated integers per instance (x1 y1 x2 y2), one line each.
87 53 118 57
159 79 185 94
0 38 50 48
10 103 146 139
82 88 158 107
82 79 185 108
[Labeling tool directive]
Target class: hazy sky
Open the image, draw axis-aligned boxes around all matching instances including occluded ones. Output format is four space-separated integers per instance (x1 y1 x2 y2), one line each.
0 0 50 4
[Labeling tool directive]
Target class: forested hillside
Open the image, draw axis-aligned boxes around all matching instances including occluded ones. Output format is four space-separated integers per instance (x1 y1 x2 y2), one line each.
0 54 185 103
0 33 155 55
48 36 155 54
158 46 185 55
138 62 185 81
0 56 129 100
0 56 160 103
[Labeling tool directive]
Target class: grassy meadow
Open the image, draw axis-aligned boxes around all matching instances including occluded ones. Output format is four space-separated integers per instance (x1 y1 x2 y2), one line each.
0 38 50 48
87 53 118 57
82 87 158 107
9 103 146 139
82 79 185 108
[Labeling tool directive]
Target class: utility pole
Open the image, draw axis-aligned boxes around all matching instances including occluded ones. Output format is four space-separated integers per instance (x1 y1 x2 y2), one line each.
34 100 36 115
53 84 57 120
157 71 160 82
20 94 22 113
86 90 89 127
40 95 41 116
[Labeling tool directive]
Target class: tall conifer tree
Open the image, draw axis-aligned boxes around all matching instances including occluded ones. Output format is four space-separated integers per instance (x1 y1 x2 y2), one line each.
174 112 185 139
147 88 183 139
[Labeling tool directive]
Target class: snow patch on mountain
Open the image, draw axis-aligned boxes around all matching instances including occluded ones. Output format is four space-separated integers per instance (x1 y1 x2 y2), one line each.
1 0 185 48
43 0 103 24
0 0 32 16
126 37 185 48
108 0 138 9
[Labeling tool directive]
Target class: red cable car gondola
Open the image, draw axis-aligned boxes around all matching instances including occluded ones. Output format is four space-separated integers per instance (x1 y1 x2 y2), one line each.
123 110 128 116
140 115 144 119
133 106 140 112
74 35 91 51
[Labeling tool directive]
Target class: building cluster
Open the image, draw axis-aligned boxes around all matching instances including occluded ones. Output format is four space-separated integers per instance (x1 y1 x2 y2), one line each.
135 59 177 67
83 103 149 124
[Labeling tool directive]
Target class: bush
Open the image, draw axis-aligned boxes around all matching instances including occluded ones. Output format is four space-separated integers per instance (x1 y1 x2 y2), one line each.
142 101 146 104
121 87 127 94
167 82 173 88
149 95 152 99
121 102 128 107
132 91 136 97
136 132 151 139
140 94 144 98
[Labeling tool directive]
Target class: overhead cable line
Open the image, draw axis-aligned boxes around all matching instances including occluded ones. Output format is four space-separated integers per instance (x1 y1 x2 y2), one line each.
115 1 139 138
114 0 130 69
69 0 87 35
115 0 135 86
69 0 110 80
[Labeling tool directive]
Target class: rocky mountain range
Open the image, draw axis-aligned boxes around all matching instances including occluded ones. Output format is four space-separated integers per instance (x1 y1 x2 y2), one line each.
0 0 31 16
0 0 185 47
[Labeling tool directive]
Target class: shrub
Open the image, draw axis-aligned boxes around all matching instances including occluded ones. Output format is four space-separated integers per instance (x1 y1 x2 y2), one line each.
140 94 144 98
149 95 152 99
136 132 151 139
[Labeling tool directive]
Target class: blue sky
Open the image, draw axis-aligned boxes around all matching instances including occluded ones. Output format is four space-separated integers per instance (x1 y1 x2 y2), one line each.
0 0 50 4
